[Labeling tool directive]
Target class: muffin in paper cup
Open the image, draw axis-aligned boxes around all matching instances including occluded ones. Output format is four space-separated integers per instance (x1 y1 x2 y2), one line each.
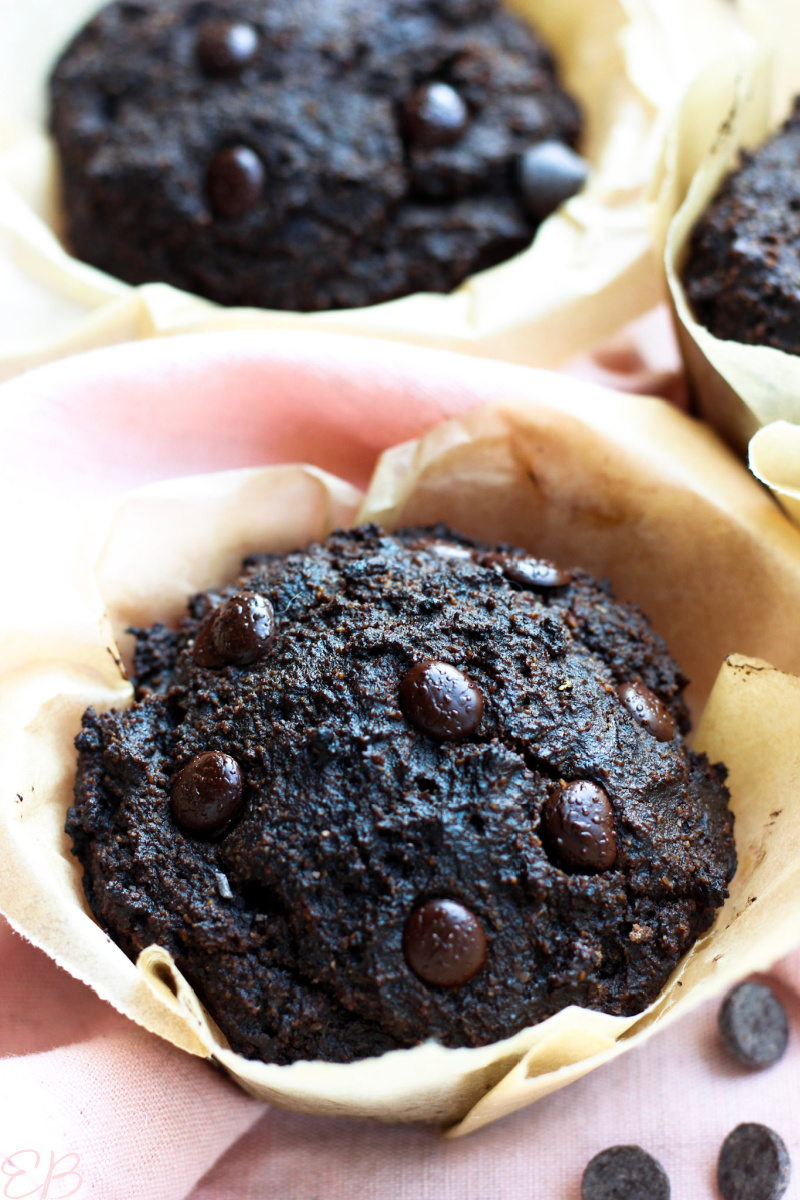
655 0 800 520
2 330 800 1133
0 0 738 382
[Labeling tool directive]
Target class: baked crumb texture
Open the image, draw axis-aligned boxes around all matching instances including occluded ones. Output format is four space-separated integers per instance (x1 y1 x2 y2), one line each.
69 526 735 1064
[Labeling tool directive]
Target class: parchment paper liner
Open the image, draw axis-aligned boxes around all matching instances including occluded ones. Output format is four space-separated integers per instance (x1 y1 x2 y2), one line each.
0 0 738 382
656 1 800 516
4 382 800 1133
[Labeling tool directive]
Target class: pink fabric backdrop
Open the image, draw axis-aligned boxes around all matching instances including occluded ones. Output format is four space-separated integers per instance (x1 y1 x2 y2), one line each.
1 312 796 1200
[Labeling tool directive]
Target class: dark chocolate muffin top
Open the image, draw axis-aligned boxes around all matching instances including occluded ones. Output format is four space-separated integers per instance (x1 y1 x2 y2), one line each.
683 97 800 356
49 0 583 313
68 526 736 1065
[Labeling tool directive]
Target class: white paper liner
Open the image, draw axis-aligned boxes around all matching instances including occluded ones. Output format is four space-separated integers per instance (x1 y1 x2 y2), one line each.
0 0 739 382
4 381 800 1132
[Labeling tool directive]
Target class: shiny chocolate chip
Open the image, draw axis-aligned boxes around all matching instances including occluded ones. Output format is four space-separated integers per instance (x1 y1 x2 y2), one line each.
427 541 474 561
198 21 258 76
208 146 265 218
582 1146 670 1200
193 592 275 669
719 982 789 1070
718 1124 791 1200
404 899 487 987
543 781 617 872
518 140 589 222
171 751 244 835
617 680 676 742
405 82 469 148
400 660 483 740
481 552 571 590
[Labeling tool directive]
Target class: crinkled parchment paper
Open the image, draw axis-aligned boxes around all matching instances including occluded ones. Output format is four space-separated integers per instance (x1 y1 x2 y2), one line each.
656 0 800 516
0 0 737 380
4 379 800 1133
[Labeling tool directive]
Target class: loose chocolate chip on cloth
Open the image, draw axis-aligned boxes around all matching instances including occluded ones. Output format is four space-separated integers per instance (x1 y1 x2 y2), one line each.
717 1124 791 1200
718 982 789 1069
581 1145 670 1200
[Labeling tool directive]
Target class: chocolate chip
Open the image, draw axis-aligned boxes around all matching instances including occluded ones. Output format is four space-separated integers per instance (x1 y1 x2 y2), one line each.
171 751 244 835
582 1146 670 1200
403 899 487 987
198 21 258 76
400 660 483 740
718 1125 791 1200
543 781 617 872
428 541 474 560
617 681 676 742
208 146 265 218
718 982 789 1069
193 591 276 669
481 552 571 589
519 140 589 222
405 82 469 148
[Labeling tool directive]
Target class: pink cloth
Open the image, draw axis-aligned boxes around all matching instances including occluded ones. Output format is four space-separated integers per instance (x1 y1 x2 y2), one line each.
1 311 796 1200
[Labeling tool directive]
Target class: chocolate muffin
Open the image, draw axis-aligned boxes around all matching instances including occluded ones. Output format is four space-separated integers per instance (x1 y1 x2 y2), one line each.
683 98 800 356
48 0 585 312
68 526 736 1065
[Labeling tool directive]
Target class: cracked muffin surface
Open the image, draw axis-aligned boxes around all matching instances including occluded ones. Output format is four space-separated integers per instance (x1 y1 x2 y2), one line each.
49 0 582 312
68 525 736 1064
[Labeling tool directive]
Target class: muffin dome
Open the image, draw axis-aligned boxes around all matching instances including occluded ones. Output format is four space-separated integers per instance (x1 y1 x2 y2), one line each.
68 526 736 1064
49 0 582 312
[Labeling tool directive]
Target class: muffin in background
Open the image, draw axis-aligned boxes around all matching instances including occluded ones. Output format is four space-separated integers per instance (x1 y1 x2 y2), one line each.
48 0 585 313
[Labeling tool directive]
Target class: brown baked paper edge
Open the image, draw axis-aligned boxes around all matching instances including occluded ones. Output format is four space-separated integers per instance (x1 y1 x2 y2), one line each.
4 394 800 1130
0 0 739 381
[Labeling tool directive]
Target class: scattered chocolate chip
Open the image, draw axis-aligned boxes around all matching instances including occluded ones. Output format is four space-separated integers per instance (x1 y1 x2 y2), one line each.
718 982 789 1069
193 591 276 668
171 751 244 835
543 781 617 872
198 21 258 76
405 82 469 148
481 552 571 590
718 1124 791 1200
400 660 484 740
519 140 589 222
582 1146 670 1200
403 899 487 987
208 146 265 218
617 681 676 742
